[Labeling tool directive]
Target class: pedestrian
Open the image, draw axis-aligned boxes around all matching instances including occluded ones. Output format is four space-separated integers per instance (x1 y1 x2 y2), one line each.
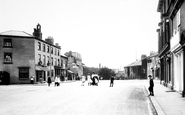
30 76 34 84
55 76 59 87
57 75 60 86
81 75 86 86
148 75 154 96
47 76 52 87
87 73 92 86
110 75 114 87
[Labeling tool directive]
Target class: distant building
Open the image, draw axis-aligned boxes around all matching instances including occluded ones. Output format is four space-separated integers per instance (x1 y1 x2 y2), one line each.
124 60 142 79
64 51 83 80
0 24 62 84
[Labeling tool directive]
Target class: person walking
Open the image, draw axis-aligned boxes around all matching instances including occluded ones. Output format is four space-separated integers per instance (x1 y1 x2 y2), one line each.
81 75 86 86
110 75 114 87
54 76 59 87
87 73 92 86
148 75 154 96
47 76 52 87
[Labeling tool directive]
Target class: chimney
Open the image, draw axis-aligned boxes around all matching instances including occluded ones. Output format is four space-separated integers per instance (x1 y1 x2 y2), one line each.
45 36 54 45
33 23 42 39
141 55 147 60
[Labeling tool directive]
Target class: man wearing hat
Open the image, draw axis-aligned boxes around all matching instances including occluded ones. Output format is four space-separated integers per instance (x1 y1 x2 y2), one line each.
148 75 154 96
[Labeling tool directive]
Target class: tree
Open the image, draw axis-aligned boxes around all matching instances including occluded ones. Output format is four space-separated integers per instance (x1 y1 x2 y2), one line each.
83 66 99 76
99 67 116 80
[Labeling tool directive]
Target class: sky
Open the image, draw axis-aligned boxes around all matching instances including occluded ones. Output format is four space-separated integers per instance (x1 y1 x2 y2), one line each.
0 0 160 69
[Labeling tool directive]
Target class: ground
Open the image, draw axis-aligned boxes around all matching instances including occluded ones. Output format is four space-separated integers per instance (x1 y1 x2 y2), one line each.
0 80 153 115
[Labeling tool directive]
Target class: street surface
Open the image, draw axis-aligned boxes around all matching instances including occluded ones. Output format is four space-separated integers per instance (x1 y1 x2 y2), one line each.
0 80 153 115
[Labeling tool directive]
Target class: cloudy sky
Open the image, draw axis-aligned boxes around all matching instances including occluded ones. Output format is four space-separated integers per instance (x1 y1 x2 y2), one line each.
0 0 160 69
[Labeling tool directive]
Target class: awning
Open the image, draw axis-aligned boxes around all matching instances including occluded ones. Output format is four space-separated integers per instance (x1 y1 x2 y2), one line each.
36 66 50 71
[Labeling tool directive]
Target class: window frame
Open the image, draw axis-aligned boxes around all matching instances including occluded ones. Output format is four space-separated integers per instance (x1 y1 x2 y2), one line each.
18 67 30 80
38 42 41 51
43 44 45 52
4 52 13 64
3 39 12 48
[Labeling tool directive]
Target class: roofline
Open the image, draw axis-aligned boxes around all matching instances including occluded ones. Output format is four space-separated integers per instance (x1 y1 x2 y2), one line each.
157 0 163 12
0 31 61 49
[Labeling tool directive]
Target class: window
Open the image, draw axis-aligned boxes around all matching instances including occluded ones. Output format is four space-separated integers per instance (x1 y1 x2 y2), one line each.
61 60 63 67
38 42 41 50
43 44 45 52
55 48 57 55
4 52 12 64
51 70 54 76
47 45 50 53
47 56 50 66
18 67 29 80
58 59 60 66
43 55 46 65
51 57 53 66
51 47 53 54
55 58 57 66
58 50 60 56
4 39 12 47
38 54 42 65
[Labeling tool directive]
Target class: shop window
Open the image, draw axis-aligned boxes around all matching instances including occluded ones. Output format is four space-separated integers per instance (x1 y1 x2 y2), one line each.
18 67 29 80
3 39 12 48
4 52 12 64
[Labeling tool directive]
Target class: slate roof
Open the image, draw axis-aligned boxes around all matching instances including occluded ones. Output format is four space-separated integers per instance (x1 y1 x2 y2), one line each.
0 30 34 37
124 60 141 67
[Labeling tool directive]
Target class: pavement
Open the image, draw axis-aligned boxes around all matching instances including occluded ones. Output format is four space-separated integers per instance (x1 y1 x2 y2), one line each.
145 80 185 115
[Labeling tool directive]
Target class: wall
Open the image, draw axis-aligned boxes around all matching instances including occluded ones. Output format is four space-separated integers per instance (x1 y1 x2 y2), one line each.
0 36 35 83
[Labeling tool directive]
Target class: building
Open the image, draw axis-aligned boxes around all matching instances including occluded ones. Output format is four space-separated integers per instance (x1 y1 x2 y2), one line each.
60 54 68 81
64 51 83 80
0 24 62 84
124 60 142 79
146 52 160 79
157 0 185 96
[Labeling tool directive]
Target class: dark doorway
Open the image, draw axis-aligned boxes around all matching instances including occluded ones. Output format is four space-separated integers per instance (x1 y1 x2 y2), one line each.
0 71 10 85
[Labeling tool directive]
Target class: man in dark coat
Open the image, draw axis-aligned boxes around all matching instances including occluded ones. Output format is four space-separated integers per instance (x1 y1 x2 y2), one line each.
148 75 154 96
110 76 114 87
47 77 52 87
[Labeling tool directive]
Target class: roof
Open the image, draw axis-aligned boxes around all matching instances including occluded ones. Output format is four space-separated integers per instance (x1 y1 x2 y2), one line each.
0 30 34 37
124 60 141 68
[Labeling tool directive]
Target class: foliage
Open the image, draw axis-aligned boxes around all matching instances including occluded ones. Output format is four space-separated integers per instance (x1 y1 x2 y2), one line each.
98 67 116 80
83 66 99 76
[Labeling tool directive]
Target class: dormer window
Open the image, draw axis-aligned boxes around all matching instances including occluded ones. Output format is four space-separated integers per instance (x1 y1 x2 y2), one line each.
4 39 12 48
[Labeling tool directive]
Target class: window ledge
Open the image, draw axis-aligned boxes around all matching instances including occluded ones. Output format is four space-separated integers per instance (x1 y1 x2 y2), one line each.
3 46 13 48
3 62 13 64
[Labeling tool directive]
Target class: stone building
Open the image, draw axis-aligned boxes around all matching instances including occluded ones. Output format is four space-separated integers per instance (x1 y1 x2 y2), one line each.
157 0 185 96
0 24 62 84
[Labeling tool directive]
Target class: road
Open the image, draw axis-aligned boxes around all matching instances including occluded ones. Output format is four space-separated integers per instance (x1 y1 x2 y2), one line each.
0 80 153 115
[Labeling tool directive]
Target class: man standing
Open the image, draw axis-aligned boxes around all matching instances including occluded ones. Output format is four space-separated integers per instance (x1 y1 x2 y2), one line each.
110 75 114 87
47 76 52 87
148 75 154 96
